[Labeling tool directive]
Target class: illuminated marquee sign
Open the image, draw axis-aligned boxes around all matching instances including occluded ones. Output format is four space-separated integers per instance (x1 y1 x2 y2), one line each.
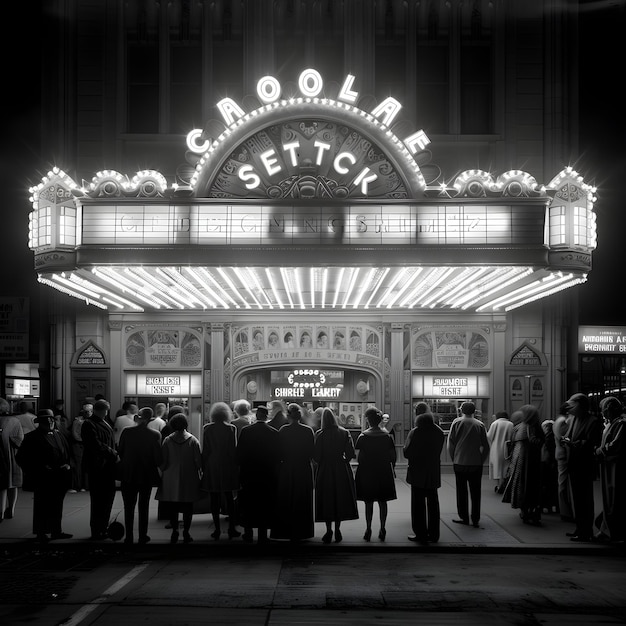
272 368 344 399
81 203 544 247
578 326 626 354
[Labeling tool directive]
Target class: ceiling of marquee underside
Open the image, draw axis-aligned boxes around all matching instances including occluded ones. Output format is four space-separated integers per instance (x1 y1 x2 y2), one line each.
37 264 587 314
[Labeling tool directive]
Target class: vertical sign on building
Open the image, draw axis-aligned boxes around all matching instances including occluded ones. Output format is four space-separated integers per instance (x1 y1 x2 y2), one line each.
0 297 29 359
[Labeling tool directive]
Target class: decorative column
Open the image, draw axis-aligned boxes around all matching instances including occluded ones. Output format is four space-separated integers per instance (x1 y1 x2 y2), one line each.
209 322 226 403
390 322 406 445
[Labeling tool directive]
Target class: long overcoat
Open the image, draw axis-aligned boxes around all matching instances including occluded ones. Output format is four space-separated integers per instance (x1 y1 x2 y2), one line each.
313 425 358 522
156 431 203 503
272 421 315 540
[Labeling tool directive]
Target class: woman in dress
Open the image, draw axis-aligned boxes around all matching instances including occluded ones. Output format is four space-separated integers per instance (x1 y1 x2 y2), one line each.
202 402 240 540
313 407 358 543
502 405 545 525
271 403 315 542
354 407 397 541
157 413 203 544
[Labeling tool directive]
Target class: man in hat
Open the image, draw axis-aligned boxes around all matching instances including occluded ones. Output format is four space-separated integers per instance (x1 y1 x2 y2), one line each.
118 406 163 544
562 392 603 542
16 408 73 542
82 399 118 540
447 401 490 528
236 404 280 543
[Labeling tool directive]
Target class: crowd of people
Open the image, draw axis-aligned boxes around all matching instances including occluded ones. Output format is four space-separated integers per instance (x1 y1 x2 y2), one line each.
0 392 624 546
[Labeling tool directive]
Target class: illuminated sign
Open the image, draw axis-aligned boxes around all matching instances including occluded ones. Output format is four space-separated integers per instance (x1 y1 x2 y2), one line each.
81 203 544 247
126 373 202 396
413 374 489 398
578 326 626 354
186 69 430 159
272 369 344 400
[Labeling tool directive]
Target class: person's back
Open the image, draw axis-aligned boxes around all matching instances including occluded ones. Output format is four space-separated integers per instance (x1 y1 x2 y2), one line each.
231 399 253 435
148 402 168 433
447 401 489 528
448 411 489 466
16 402 36 434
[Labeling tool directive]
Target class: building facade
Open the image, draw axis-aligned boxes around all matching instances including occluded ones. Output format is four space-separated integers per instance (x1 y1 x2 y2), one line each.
23 1 595 448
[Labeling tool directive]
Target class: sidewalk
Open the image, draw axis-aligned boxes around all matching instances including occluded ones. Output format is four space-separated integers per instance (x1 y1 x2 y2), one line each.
0 467 617 554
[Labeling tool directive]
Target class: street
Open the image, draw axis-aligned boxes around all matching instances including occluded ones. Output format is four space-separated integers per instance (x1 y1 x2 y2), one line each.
0 550 624 625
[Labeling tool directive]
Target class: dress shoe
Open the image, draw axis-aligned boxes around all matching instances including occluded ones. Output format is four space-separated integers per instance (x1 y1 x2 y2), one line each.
4 510 13 519
183 531 193 544
565 531 578 537
378 528 386 541
90 532 107 540
570 535 592 542
124 537 134 545
138 535 151 545
408 535 428 544
35 534 50 543
211 530 221 540
334 529 343 543
322 530 333 544
363 528 372 542
452 519 469 525
170 530 179 544
51 532 73 540
472 522 480 528
228 528 241 539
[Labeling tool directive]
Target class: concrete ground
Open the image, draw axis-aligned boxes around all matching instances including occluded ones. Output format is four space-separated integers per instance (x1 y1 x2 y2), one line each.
0 467 617 555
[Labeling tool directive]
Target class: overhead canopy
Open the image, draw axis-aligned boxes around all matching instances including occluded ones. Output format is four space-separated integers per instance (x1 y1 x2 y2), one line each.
28 80 596 314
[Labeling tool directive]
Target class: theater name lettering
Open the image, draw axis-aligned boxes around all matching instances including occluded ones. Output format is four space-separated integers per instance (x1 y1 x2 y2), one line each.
186 69 431 195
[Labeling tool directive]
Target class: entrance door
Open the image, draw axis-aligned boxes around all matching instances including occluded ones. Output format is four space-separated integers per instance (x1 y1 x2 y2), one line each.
73 372 108 415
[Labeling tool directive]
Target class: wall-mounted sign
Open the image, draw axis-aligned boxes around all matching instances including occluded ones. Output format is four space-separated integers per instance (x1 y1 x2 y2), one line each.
0 297 29 360
271 369 344 400
81 203 544 247
5 378 40 397
413 374 490 398
578 326 626 354
125 372 202 396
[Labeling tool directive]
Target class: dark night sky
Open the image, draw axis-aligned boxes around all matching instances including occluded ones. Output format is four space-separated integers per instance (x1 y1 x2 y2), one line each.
1 2 624 325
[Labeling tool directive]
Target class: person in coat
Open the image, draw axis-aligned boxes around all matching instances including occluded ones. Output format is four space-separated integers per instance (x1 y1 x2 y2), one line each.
16 409 72 542
501 405 545 525
202 401 240 540
403 411 445 543
486 411 513 494
593 396 626 542
552 402 574 521
313 407 358 543
447 401 489 528
157 413 203 544
0 397 24 521
236 405 280 543
81 399 119 540
355 407 397 542
117 406 163 545
271 403 315 542
562 392 602 542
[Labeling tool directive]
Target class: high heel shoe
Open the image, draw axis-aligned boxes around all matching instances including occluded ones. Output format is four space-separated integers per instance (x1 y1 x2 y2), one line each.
170 530 179 544
211 530 220 540
378 528 386 541
228 528 241 539
322 530 333 543
183 531 193 544
334 529 343 543
363 528 372 542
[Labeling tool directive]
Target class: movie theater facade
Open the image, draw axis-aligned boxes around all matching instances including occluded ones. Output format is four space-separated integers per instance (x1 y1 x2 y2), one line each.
28 69 596 443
